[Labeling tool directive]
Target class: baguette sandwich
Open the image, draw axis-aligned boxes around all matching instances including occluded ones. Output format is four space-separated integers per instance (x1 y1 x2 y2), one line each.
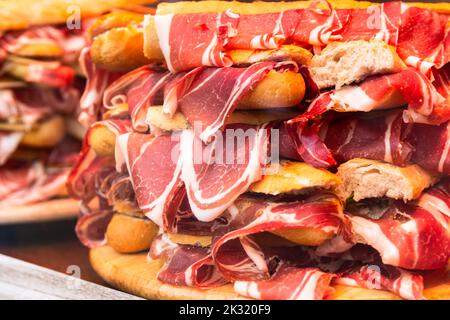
69 0 450 300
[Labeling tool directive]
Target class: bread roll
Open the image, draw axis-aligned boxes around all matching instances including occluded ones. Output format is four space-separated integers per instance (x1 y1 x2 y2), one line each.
239 70 305 110
88 124 117 156
90 25 154 72
20 115 65 148
106 213 159 253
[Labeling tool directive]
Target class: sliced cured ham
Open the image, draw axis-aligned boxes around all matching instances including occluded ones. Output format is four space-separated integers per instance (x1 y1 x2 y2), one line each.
322 111 450 174
78 47 122 126
292 1 349 46
0 162 42 200
0 87 78 125
180 124 269 222
348 183 450 270
211 193 345 281
227 10 298 50
66 119 130 201
157 245 226 288
397 6 450 73
0 131 23 165
103 65 170 131
337 264 425 300
323 111 413 167
115 132 183 226
340 2 401 45
176 62 295 143
76 210 114 248
154 11 239 72
406 121 450 174
235 265 335 300
153 2 448 73
69 120 133 248
0 167 70 208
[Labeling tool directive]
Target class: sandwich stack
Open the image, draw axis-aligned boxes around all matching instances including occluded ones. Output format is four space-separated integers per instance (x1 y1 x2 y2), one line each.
0 0 154 220
69 0 450 300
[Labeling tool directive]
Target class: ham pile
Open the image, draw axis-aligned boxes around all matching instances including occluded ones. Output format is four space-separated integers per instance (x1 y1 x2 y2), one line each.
69 1 450 300
0 24 85 208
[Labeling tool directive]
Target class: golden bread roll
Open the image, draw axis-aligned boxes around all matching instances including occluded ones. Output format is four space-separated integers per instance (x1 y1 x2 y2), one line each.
238 70 305 110
88 124 117 156
249 160 341 195
20 115 65 148
90 25 153 72
106 213 159 253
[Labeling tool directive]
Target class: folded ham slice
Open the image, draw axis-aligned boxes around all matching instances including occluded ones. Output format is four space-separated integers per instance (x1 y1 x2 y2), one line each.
347 182 450 270
0 131 23 165
180 124 269 222
175 62 296 143
235 265 335 300
336 264 425 300
296 67 449 125
115 132 183 226
211 193 345 281
157 245 227 288
78 47 122 126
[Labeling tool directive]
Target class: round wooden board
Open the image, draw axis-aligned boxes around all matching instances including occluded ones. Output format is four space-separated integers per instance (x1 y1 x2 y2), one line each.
0 198 80 225
91 246 447 300
90 246 244 300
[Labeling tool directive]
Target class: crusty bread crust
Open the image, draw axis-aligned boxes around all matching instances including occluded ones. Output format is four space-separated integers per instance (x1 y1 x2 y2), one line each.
90 25 153 72
336 158 437 202
249 160 341 195
239 70 305 110
0 0 156 31
86 11 145 41
88 124 117 156
106 213 159 253
228 45 312 67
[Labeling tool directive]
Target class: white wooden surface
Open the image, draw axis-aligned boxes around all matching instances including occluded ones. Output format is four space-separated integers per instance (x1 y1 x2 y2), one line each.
0 254 142 300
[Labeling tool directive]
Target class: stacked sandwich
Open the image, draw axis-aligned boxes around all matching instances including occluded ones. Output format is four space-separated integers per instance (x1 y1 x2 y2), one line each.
0 0 153 217
69 0 450 300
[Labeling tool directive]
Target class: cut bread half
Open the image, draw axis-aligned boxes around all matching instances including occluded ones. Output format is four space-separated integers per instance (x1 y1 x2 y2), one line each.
310 40 406 89
336 158 437 202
